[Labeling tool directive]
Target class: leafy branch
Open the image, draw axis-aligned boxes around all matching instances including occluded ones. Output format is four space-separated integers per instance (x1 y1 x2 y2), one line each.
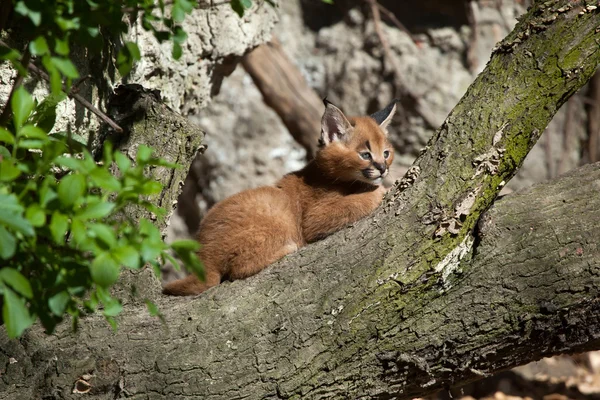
0 0 200 338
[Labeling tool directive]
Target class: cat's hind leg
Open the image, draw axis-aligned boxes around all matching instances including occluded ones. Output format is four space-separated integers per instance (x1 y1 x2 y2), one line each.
227 236 299 280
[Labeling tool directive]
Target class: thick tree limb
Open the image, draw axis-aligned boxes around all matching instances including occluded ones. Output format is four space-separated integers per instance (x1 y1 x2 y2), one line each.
242 40 323 159
101 84 206 301
1 1 600 399
0 162 598 399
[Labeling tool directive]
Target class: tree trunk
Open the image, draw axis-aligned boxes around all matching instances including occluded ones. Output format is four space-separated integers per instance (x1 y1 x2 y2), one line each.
1 1 599 399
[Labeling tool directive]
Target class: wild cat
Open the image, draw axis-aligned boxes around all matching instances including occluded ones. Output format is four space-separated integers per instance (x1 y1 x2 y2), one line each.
163 99 397 295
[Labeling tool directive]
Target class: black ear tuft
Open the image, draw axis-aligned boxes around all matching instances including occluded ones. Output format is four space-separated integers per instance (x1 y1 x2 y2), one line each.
320 100 353 145
370 99 399 125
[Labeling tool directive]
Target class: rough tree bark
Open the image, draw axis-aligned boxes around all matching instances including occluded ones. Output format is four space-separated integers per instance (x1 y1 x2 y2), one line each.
1 1 600 399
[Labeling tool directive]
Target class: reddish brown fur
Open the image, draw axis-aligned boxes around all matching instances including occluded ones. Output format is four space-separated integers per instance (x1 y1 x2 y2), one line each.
163 113 394 296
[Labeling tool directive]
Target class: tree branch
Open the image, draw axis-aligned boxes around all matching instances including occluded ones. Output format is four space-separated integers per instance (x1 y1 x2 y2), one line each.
242 39 323 159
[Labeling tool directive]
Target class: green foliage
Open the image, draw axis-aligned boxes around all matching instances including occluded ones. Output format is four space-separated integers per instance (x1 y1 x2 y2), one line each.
231 0 254 17
0 88 201 337
8 0 197 81
0 0 204 338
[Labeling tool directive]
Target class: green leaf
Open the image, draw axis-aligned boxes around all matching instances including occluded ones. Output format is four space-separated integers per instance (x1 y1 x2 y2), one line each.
55 16 81 31
162 251 182 272
54 156 84 171
147 157 180 169
103 141 113 166
85 290 99 311
177 248 204 280
50 212 69 245
0 194 24 213
48 291 71 316
78 201 115 220
18 124 49 141
172 3 185 22
114 152 131 173
90 252 120 287
0 208 34 236
170 239 200 252
0 128 16 144
103 300 122 317
179 0 195 12
145 299 161 317
140 180 162 195
17 139 46 149
42 56 63 94
2 288 34 339
0 226 16 259
30 37 50 56
116 42 141 76
139 218 161 241
230 0 252 16
89 168 121 191
173 27 187 44
40 184 58 207
0 146 10 158
54 38 70 56
12 86 34 129
172 42 182 60
86 26 100 38
149 259 162 278
25 204 46 227
114 245 140 269
105 315 118 331
0 159 22 182
140 240 163 261
51 57 79 79
0 46 21 62
58 174 86 207
89 223 116 248
70 217 88 247
14 1 42 26
136 144 153 163
0 268 33 299
31 93 66 132
126 42 141 60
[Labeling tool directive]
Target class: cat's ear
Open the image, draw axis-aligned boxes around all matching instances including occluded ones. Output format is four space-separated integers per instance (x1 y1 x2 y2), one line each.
320 98 353 145
370 99 398 133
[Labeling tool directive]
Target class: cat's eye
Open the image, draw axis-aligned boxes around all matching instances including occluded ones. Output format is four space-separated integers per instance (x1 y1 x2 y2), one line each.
360 152 372 160
383 150 390 159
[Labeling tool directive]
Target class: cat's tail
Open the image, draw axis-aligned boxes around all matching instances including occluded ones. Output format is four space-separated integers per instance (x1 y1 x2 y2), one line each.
162 274 207 296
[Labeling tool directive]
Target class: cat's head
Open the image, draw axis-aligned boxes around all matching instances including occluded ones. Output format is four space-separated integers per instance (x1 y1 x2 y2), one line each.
315 99 397 186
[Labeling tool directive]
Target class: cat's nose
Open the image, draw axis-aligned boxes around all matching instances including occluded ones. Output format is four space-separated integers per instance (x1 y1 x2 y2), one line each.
374 162 386 175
